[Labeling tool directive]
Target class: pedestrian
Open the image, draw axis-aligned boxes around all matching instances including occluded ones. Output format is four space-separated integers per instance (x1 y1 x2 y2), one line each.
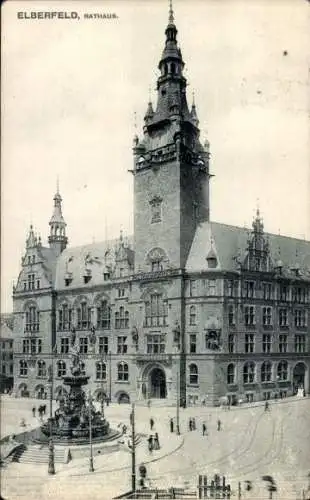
265 401 269 412
170 418 174 433
192 417 196 430
217 419 221 431
154 432 160 450
147 399 151 409
32 407 36 417
202 422 207 436
188 418 192 431
150 417 154 430
147 435 153 453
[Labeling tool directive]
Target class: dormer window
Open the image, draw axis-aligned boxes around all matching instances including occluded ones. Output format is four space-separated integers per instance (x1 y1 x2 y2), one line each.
83 268 92 284
65 272 73 287
104 272 110 281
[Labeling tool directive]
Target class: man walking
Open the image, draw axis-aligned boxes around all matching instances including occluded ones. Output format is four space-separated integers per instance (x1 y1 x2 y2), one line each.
150 417 154 430
217 419 221 431
170 418 174 433
32 407 36 418
202 422 207 436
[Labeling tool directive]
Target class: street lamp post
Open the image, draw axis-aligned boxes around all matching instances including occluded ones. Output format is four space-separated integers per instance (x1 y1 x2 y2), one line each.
88 390 94 472
176 368 180 435
131 402 136 493
47 357 55 475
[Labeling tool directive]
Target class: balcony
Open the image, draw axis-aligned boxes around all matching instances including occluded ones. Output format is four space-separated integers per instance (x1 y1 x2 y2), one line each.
24 324 40 335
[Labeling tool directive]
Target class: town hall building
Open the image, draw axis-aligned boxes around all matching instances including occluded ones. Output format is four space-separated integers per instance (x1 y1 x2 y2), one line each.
12 4 310 405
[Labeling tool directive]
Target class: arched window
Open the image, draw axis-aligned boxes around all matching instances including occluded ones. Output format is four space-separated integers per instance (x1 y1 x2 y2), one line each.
57 361 66 378
37 360 46 378
118 362 129 381
277 360 288 381
96 362 106 380
189 306 196 326
145 294 168 327
19 360 28 376
77 300 91 330
25 304 40 333
243 362 255 384
170 62 176 74
189 364 198 385
261 362 272 382
227 363 235 385
97 300 111 329
115 306 129 329
58 303 72 331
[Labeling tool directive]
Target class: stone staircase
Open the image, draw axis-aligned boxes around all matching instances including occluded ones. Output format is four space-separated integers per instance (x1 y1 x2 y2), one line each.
14 444 66 464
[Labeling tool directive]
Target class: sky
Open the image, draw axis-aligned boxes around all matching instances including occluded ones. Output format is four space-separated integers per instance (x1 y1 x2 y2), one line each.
2 0 310 312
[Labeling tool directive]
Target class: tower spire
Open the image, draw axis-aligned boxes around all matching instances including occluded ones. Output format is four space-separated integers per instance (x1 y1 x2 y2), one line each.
48 183 68 255
168 0 174 25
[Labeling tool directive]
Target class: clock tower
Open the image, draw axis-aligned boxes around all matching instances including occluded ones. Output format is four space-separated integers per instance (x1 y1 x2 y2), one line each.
132 3 211 273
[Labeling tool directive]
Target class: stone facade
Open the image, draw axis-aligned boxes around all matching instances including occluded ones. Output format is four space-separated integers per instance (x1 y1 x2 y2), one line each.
12 5 310 405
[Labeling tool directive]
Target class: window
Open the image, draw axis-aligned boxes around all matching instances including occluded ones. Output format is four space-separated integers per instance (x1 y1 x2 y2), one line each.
189 280 197 297
263 283 273 300
150 197 162 223
244 306 255 326
58 304 72 331
292 287 307 304
9 341 13 349
118 288 125 298
28 274 35 290
28 256 31 265
32 255 35 264
279 334 287 353
24 282 27 291
79 337 88 354
37 360 46 377
99 336 109 355
25 305 40 332
228 334 235 353
245 334 255 353
97 301 111 329
244 281 255 299
245 393 254 403
280 284 289 302
77 302 91 330
60 338 69 354
151 261 163 272
118 362 129 381
262 307 272 326
146 334 165 354
262 334 272 353
277 361 288 381
294 309 307 328
145 294 168 327
57 361 66 378
261 362 272 382
2 365 6 375
279 308 288 327
119 268 125 278
263 391 271 401
115 307 129 329
37 339 42 354
243 362 255 384
294 335 306 353
19 360 28 376
23 339 30 354
36 280 40 289
227 280 234 297
117 336 127 354
80 362 86 376
227 363 235 385
96 362 106 380
189 364 198 385
228 305 235 326
189 306 196 326
208 280 216 296
189 334 196 354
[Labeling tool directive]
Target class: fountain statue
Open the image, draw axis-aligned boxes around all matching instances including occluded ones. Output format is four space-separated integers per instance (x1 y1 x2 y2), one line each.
41 328 111 444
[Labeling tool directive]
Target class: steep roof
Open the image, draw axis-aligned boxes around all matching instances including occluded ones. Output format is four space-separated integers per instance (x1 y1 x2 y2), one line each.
54 237 133 291
186 221 310 277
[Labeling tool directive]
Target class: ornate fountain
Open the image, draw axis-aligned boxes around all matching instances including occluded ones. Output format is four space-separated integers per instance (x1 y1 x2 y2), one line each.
41 329 111 444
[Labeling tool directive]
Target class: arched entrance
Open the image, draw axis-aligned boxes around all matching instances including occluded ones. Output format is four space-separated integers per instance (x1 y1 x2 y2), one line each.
149 367 166 399
293 362 308 393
